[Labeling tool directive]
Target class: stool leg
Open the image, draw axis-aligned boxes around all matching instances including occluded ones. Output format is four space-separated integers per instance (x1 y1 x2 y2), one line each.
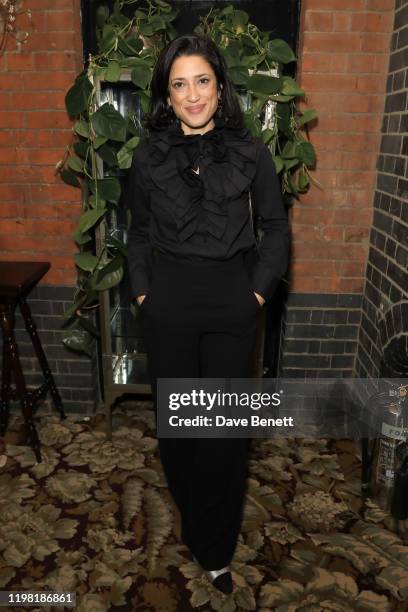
19 298 66 421
0 310 11 435
0 305 42 463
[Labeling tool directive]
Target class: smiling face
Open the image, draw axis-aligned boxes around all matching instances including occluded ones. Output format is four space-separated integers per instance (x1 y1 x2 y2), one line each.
166 54 221 135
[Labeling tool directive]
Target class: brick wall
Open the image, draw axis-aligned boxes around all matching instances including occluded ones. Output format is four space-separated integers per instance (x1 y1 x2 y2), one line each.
0 0 82 285
355 0 408 377
0 1 402 411
281 0 395 377
0 0 99 413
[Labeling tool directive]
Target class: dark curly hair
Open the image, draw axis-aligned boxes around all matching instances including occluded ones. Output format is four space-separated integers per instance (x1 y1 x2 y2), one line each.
142 34 245 133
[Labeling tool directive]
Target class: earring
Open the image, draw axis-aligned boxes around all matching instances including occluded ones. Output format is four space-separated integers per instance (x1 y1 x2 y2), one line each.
216 97 223 116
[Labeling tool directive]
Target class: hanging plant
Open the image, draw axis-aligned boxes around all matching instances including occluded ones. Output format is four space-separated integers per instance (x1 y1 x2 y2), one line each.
57 0 317 356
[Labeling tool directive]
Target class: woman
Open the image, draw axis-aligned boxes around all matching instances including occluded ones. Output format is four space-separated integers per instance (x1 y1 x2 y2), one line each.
125 34 289 594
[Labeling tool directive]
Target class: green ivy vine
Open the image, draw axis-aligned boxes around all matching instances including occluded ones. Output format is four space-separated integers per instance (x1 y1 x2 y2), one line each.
58 0 317 356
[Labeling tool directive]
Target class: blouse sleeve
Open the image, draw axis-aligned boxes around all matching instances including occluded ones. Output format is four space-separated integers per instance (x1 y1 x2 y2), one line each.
250 140 290 302
124 148 153 300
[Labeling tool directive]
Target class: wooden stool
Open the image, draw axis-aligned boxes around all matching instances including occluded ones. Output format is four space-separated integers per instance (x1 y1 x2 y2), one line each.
0 262 66 462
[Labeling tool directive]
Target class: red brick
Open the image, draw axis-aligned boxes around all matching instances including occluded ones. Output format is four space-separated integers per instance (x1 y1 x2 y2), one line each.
302 32 362 53
34 52 77 71
333 13 351 31
0 73 24 90
336 261 366 277
357 74 388 93
293 241 368 261
302 73 358 92
347 54 389 74
304 11 334 31
344 227 371 243
351 12 393 33
28 32 77 52
0 184 24 201
301 53 332 72
17 130 73 148
29 183 81 203
0 203 22 218
11 92 66 111
333 208 374 226
330 55 349 73
6 53 36 72
360 33 392 53
320 226 345 241
46 11 76 32
305 0 366 9
366 0 394 9
0 112 25 129
26 111 71 130
30 0 73 8
337 278 365 292
22 71 76 91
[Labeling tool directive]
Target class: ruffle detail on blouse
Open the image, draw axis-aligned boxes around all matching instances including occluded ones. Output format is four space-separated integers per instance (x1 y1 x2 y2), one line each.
146 116 257 242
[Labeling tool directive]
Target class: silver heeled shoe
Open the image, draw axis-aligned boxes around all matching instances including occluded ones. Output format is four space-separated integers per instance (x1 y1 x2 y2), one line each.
193 556 233 594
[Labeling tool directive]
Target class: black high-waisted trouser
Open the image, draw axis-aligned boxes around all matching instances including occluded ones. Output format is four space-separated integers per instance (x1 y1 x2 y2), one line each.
140 250 260 571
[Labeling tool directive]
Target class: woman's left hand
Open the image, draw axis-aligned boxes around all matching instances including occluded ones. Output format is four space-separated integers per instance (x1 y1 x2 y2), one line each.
254 292 265 307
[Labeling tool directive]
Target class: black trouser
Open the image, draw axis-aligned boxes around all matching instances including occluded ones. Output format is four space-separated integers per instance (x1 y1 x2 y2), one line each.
141 251 259 571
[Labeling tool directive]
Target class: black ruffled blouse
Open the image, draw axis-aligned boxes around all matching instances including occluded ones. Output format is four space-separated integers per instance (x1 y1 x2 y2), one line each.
124 114 290 302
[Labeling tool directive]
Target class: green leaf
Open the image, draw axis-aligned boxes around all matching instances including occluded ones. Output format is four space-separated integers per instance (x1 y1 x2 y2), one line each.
251 94 269 115
228 66 250 87
92 256 124 291
74 252 98 272
77 315 100 338
281 141 298 159
117 35 143 56
241 53 264 68
296 141 316 166
90 102 127 142
298 109 318 127
73 140 89 160
273 156 284 174
88 194 106 209
74 120 90 138
89 177 121 204
298 170 309 190
96 5 109 28
97 143 118 167
267 39 296 64
65 71 93 119
261 128 274 145
281 76 305 97
67 155 84 173
60 169 80 188
247 73 282 95
78 208 106 234
62 328 92 356
130 65 151 90
73 228 92 245
138 90 151 114
62 293 87 320
283 158 299 170
277 102 293 139
231 10 249 32
99 24 117 54
93 136 108 150
117 136 140 169
106 234 127 256
242 111 262 137
105 60 121 83
155 0 172 9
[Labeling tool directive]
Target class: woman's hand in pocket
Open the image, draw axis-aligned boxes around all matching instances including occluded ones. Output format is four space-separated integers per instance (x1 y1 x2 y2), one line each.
254 292 265 307
137 294 147 306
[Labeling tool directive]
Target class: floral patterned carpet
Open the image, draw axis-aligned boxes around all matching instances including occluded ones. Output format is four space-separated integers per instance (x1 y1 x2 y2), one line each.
0 404 407 612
